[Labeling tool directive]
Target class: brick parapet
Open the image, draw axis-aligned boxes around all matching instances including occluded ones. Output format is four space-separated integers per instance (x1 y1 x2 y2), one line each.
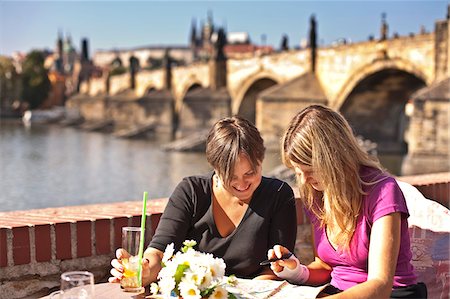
0 199 168 299
0 175 448 298
398 172 450 208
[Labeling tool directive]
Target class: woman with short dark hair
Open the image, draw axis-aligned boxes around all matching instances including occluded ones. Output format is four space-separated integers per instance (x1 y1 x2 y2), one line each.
110 115 297 286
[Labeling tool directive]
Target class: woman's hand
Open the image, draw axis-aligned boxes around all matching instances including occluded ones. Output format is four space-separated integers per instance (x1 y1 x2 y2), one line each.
268 245 298 273
268 245 310 284
108 248 152 286
108 248 129 283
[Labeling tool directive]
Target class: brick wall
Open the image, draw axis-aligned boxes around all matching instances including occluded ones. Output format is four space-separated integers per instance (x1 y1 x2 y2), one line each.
398 172 450 208
0 199 167 299
0 173 448 299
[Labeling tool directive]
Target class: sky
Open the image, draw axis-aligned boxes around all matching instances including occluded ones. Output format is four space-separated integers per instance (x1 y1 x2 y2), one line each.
0 0 448 57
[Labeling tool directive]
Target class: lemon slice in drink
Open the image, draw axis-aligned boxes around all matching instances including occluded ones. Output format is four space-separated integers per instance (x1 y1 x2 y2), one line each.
122 258 138 278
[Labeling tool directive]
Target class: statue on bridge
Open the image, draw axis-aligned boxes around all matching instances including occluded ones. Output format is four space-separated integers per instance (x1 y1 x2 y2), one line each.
280 34 289 51
309 14 317 73
212 27 227 61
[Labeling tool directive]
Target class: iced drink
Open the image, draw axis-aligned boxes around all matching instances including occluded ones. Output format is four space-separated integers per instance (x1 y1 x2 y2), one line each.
121 227 144 292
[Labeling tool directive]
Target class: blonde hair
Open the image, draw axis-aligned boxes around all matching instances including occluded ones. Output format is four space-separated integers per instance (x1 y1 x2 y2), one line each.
206 116 265 186
282 105 384 250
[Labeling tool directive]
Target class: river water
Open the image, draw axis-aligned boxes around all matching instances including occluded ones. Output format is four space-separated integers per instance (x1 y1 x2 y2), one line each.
0 120 403 212
0 120 283 212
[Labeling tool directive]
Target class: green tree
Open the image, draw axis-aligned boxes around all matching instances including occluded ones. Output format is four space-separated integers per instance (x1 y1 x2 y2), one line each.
21 50 51 109
0 56 20 111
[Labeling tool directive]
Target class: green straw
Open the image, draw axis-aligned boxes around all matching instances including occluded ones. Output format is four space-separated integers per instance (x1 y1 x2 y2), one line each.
137 191 148 287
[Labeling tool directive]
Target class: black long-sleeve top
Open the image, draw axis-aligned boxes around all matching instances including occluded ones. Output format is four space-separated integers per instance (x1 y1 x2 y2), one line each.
149 172 297 278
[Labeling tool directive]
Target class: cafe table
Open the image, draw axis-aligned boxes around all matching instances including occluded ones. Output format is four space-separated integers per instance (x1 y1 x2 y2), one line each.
41 279 329 298
41 283 149 299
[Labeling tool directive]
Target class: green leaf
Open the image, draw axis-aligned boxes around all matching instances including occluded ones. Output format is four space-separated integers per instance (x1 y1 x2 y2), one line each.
200 286 215 297
174 264 189 285
228 292 238 299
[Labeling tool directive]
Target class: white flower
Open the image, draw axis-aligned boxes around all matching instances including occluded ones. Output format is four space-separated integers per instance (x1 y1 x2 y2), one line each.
162 243 174 264
183 240 197 247
184 266 212 291
150 282 160 295
157 261 177 280
178 281 201 299
210 257 226 278
175 248 194 265
226 275 237 286
158 276 176 296
183 268 204 285
210 286 228 299
153 240 231 299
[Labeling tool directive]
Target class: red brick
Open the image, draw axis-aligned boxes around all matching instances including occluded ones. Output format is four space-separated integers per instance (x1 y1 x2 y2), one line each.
12 226 30 265
417 185 432 201
437 183 450 208
113 217 129 249
35 225 51 262
76 221 92 258
55 223 72 260
0 228 7 267
150 213 162 238
131 216 141 228
95 219 111 255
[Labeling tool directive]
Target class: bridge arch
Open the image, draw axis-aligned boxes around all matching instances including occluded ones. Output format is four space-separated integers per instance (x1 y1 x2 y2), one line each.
332 58 428 110
176 81 203 114
233 72 280 123
144 86 157 95
336 61 427 174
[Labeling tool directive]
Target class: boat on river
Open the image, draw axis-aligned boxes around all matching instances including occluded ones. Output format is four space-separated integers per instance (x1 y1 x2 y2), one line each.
22 107 83 127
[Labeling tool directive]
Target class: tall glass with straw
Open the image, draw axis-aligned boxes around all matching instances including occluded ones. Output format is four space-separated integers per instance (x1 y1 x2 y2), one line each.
120 192 147 292
137 191 147 287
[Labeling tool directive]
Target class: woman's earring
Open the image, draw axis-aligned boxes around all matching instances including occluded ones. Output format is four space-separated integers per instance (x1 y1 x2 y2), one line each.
215 175 220 188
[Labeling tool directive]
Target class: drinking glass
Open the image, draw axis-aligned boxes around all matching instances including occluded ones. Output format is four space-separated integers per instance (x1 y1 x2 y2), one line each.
121 226 144 292
50 271 94 298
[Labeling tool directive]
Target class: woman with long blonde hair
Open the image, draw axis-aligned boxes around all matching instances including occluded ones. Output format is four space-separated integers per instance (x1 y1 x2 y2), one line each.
268 105 426 298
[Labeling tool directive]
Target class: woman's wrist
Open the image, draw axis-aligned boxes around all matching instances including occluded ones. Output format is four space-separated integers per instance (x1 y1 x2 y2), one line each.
275 255 310 284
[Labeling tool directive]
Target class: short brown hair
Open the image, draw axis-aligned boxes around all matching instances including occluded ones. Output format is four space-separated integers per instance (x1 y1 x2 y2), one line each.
206 116 265 186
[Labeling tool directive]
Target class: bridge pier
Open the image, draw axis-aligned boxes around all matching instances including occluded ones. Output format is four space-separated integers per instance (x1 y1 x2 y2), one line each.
257 72 327 150
176 88 231 138
402 78 450 175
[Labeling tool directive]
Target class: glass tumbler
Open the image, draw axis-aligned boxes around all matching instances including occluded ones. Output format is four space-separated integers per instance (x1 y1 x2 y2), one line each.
121 226 144 292
50 271 95 298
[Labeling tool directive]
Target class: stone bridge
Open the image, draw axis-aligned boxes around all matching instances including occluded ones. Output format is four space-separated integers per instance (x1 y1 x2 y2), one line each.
69 11 449 175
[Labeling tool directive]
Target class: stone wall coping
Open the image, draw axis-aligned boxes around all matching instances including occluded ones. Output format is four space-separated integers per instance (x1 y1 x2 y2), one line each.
0 198 168 229
397 171 450 185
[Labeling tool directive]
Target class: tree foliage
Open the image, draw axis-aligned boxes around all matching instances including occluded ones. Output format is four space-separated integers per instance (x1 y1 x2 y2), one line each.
21 50 51 109
0 56 19 107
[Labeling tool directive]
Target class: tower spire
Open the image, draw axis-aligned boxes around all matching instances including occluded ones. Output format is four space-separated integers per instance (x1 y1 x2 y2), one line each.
190 18 197 45
380 12 388 40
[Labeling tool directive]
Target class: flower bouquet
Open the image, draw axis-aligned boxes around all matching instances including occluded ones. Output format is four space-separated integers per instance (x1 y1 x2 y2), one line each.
150 240 237 299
